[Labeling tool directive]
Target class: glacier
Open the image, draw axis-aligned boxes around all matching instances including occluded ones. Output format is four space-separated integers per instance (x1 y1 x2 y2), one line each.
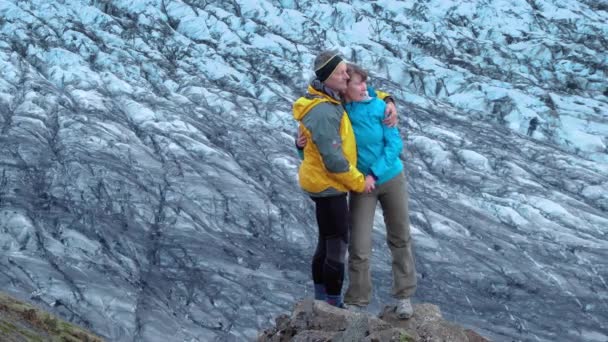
0 0 606 341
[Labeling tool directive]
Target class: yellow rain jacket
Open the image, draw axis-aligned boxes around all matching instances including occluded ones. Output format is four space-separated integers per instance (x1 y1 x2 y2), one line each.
293 85 365 194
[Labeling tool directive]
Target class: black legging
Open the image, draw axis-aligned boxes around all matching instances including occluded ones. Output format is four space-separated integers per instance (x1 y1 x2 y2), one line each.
311 194 349 296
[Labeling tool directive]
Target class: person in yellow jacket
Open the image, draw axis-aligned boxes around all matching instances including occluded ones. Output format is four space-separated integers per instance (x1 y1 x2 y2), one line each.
293 50 375 307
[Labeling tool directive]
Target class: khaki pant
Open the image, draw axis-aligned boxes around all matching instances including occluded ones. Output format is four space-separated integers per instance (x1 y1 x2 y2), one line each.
344 172 417 306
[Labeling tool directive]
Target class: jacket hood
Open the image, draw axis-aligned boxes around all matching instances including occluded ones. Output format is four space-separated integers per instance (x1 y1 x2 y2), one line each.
293 85 341 121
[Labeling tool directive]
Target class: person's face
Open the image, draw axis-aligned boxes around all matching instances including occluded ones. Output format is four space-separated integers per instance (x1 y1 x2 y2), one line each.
323 62 349 93
344 73 367 102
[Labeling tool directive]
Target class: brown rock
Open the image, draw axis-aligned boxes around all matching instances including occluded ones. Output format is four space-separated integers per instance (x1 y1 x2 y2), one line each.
368 327 413 342
465 329 491 342
0 292 103 342
380 303 489 342
291 330 332 341
258 300 490 342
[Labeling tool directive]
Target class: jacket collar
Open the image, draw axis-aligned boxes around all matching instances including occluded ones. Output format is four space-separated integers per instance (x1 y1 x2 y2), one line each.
344 94 373 105
308 79 342 103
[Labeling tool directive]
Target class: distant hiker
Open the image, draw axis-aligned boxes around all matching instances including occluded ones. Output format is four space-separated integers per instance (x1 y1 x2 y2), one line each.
341 64 416 319
527 117 539 136
293 50 375 308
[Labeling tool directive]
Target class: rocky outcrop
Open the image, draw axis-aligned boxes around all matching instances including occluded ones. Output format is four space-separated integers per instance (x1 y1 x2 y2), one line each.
258 299 489 342
0 291 103 342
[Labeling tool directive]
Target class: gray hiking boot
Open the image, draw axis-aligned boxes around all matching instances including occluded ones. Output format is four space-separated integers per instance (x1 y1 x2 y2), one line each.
395 298 413 319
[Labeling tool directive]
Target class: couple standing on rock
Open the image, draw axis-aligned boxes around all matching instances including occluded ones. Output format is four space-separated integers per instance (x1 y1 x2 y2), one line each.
293 49 417 319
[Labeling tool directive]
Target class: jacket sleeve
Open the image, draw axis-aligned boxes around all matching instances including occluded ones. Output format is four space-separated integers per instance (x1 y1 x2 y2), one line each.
295 141 304 160
294 125 304 160
370 102 403 179
368 86 395 103
302 104 365 192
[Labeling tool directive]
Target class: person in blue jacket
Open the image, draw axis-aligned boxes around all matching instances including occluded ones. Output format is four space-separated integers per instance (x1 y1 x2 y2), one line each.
341 63 417 319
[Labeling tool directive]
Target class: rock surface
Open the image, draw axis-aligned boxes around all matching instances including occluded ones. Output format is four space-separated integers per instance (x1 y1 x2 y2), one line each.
0 291 103 342
258 299 490 342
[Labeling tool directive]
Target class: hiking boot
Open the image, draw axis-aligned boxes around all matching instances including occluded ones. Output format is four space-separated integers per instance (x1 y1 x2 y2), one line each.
327 295 344 308
395 298 413 319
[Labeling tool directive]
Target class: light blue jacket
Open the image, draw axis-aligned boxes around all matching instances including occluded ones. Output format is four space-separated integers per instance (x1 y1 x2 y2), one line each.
344 96 403 185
